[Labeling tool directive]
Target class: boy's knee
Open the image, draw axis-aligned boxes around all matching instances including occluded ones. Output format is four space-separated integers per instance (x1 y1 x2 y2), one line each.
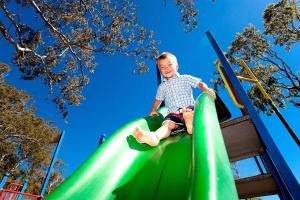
183 111 194 119
163 121 177 129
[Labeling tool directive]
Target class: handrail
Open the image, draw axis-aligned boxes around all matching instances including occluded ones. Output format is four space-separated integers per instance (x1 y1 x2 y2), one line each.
216 61 244 109
237 60 277 109
0 189 42 199
206 30 300 199
237 60 300 147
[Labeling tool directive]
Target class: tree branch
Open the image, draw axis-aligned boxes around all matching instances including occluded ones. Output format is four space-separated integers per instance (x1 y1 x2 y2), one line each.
28 0 81 61
1 133 42 144
270 51 299 88
0 20 46 60
0 1 23 46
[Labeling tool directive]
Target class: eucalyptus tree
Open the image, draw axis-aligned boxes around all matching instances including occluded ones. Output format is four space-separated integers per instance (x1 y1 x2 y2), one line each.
0 63 64 194
0 0 198 118
216 0 300 115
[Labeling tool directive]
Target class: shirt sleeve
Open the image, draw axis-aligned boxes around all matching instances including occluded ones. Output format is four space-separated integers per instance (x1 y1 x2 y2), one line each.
155 84 165 101
183 75 202 88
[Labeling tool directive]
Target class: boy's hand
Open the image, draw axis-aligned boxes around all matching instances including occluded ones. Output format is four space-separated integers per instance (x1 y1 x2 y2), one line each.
205 88 216 99
199 82 216 99
149 111 159 116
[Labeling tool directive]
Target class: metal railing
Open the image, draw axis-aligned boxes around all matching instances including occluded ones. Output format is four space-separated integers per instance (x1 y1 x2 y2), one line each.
0 189 42 200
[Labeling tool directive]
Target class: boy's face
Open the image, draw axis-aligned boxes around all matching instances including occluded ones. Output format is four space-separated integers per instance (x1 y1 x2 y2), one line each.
157 58 178 80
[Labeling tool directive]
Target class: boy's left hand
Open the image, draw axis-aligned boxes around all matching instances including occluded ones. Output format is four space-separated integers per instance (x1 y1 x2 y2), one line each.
199 82 216 99
206 88 216 99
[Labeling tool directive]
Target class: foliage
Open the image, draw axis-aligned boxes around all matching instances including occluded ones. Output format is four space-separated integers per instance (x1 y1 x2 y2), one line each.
173 0 198 32
0 0 199 118
0 63 64 194
214 0 300 115
264 0 300 50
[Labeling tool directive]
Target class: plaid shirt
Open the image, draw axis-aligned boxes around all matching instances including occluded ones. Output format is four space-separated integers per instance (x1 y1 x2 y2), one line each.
156 73 201 113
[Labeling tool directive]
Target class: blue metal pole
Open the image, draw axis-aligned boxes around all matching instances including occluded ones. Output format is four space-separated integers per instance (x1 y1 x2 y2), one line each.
20 179 28 193
0 172 9 189
40 131 65 196
261 152 288 200
206 31 300 199
98 134 106 146
16 179 28 200
156 64 165 107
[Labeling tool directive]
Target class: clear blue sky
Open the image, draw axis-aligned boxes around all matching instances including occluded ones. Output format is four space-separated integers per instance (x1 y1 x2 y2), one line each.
1 1 299 199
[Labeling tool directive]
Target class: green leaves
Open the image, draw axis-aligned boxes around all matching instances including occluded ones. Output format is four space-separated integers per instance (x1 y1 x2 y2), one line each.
175 0 199 32
212 1 300 114
0 65 64 194
263 0 300 50
0 0 200 118
0 0 159 118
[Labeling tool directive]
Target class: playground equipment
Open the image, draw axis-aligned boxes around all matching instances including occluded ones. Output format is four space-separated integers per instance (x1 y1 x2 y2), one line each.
0 178 41 200
2 32 299 200
0 131 65 200
44 31 299 200
206 31 299 199
45 93 238 200
217 59 299 147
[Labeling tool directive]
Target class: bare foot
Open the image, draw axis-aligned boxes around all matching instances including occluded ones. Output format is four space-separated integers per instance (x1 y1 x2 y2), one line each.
134 127 159 146
182 109 194 135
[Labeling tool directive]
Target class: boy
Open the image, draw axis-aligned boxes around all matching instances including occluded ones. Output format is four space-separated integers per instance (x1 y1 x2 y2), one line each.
134 52 216 146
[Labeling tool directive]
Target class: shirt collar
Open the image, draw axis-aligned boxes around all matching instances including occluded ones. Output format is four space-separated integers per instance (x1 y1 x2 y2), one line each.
162 72 180 82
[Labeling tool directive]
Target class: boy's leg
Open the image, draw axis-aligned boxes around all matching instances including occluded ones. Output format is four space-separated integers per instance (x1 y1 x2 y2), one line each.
134 127 159 146
155 121 178 140
134 121 178 146
182 108 194 135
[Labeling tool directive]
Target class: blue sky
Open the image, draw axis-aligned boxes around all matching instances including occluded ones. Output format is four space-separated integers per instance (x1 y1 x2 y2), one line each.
1 0 299 199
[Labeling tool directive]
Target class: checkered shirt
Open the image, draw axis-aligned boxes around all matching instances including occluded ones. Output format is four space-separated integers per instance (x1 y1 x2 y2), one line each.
156 73 201 113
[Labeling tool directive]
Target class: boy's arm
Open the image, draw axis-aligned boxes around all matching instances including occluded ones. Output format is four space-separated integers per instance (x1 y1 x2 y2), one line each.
149 99 162 116
198 81 216 99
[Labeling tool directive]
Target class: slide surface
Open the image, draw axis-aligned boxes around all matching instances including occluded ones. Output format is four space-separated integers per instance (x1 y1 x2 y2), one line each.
46 93 238 200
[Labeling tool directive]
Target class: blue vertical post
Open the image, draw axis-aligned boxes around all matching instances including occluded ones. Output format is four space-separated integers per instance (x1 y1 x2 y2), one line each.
16 179 28 200
0 172 9 189
98 134 106 146
20 179 28 193
40 131 65 196
205 31 300 199
156 63 165 107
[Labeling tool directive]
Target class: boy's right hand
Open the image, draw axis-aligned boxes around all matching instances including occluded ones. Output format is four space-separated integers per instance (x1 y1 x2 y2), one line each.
149 111 159 116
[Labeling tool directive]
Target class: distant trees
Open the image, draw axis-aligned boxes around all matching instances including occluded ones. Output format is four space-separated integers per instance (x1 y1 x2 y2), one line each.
216 0 300 115
0 63 64 194
0 0 198 118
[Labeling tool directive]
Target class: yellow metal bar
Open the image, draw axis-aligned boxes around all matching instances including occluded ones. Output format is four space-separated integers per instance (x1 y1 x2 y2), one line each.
237 76 257 83
216 61 244 109
238 60 278 109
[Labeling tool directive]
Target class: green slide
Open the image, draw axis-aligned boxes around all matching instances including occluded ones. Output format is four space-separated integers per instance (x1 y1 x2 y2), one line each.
45 93 238 200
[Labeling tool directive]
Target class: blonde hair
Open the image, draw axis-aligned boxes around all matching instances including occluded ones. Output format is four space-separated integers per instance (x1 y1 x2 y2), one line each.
156 52 178 68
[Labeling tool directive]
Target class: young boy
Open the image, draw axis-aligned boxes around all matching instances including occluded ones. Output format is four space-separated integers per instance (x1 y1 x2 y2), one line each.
134 52 216 146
